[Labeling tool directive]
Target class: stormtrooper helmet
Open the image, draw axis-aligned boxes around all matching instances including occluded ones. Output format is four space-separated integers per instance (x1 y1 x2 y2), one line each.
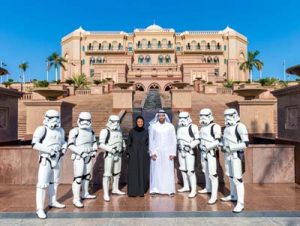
199 108 214 126
178 111 192 127
107 115 120 131
77 112 92 129
43 110 61 129
224 108 240 126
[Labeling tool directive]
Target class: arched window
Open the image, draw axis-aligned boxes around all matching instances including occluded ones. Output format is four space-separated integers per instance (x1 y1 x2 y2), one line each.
191 40 197 50
90 57 95 64
98 43 102 50
207 56 212 63
145 55 151 64
118 43 122 50
207 42 210 50
187 43 191 50
164 83 173 91
128 42 133 52
149 83 160 90
108 43 112 50
158 55 164 64
137 41 141 48
168 40 172 48
138 55 144 64
165 55 171 64
214 56 219 63
158 41 162 48
197 42 201 50
176 43 181 52
135 83 145 91
162 38 167 45
217 42 221 50
88 43 92 50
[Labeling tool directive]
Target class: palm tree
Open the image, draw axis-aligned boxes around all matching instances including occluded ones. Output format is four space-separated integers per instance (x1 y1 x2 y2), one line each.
239 50 264 83
47 52 67 81
19 62 29 84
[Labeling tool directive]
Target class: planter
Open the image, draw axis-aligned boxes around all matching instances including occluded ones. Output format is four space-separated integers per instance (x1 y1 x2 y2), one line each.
33 88 65 101
204 85 217 94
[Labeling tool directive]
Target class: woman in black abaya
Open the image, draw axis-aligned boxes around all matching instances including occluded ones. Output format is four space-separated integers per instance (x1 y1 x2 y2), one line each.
127 116 150 197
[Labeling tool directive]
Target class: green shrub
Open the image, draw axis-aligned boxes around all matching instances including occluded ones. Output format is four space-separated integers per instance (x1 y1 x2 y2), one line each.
93 80 102 86
33 80 49 88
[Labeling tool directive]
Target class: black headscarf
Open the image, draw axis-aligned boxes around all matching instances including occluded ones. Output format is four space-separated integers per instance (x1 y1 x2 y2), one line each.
134 115 145 132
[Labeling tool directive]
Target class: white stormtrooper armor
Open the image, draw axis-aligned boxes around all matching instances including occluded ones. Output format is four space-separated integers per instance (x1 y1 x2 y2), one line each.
198 108 221 205
32 110 67 219
68 112 97 208
99 115 126 202
177 112 200 198
221 108 249 213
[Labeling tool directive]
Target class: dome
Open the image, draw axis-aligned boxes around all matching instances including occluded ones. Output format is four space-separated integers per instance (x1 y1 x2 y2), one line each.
145 24 163 31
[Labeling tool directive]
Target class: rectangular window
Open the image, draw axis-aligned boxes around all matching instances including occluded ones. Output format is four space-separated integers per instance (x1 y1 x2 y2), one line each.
224 59 227 64
81 59 85 65
224 45 227 51
128 47 133 52
90 69 94 77
82 46 85 52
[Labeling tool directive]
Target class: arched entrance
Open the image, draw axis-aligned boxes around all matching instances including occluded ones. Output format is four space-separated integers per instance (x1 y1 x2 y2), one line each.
164 83 173 91
148 83 160 91
135 83 145 91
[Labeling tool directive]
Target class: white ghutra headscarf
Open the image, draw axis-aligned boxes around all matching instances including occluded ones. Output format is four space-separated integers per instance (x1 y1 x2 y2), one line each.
149 109 171 125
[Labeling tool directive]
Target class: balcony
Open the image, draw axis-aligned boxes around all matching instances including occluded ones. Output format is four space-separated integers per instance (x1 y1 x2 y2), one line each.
134 44 174 52
85 47 126 54
183 46 223 53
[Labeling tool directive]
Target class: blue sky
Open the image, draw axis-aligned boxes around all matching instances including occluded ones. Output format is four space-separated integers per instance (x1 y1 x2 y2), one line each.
1 0 299 82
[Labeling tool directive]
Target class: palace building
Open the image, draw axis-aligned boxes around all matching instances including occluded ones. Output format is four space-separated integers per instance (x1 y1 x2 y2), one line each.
61 24 248 91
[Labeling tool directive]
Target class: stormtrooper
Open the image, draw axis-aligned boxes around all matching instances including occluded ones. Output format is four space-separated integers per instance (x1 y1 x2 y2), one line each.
68 112 97 208
198 108 221 205
99 115 126 202
221 108 249 213
32 110 67 219
177 112 200 198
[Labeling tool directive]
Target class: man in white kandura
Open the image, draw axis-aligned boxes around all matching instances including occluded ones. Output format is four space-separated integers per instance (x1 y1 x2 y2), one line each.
99 115 126 202
198 108 222 204
32 110 67 219
149 109 177 195
68 112 97 208
221 108 249 213
177 112 200 198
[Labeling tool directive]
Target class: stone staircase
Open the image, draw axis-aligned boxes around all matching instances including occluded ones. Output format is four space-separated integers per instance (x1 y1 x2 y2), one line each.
18 94 113 140
189 92 243 127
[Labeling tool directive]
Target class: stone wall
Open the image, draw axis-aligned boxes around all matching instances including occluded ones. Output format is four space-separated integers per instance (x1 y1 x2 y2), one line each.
0 88 22 143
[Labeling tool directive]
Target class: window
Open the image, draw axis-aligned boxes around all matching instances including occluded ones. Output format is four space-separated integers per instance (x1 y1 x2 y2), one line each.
211 40 216 50
82 46 85 52
201 40 206 49
158 55 163 64
118 43 122 50
145 55 151 64
224 59 227 64
138 55 144 64
207 56 212 63
165 55 171 64
93 41 98 50
217 42 221 50
214 56 219 64
191 40 197 50
81 59 85 65
128 42 133 52
197 43 201 50
207 43 210 50
186 43 191 50
147 41 151 48
224 45 227 51
99 43 102 50
158 41 161 48
88 43 92 50
137 41 141 48
108 43 112 50
168 41 172 48
90 69 94 77
152 39 158 48
90 57 95 64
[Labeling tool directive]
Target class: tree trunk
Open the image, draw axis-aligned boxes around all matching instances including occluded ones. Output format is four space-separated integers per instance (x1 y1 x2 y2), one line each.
250 70 252 83
55 67 58 81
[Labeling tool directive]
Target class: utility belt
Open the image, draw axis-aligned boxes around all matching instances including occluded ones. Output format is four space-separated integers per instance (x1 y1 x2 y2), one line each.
104 147 123 161
178 144 194 157
39 151 63 169
200 148 218 161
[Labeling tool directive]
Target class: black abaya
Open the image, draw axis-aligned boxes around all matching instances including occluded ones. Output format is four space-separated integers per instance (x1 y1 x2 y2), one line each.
127 128 150 197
